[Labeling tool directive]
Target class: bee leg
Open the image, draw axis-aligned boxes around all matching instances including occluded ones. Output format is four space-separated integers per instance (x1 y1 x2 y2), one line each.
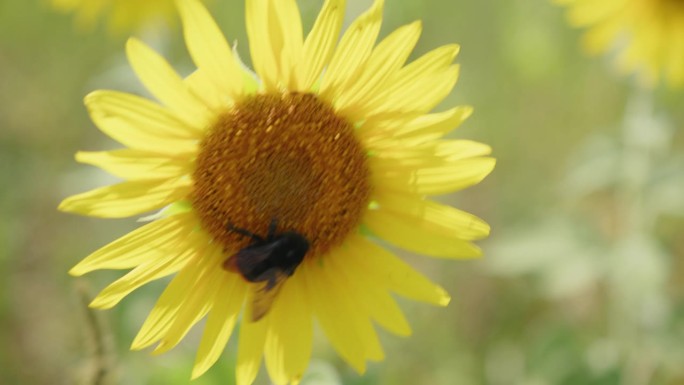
266 218 279 240
256 269 279 290
267 273 279 290
222 256 239 272
226 222 263 242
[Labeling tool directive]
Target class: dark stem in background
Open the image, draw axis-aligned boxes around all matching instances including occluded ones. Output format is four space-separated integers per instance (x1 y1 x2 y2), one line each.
76 282 115 385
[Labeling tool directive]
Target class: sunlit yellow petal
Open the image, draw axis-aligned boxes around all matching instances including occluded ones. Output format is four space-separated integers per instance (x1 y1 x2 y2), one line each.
320 0 384 99
176 0 244 100
245 0 279 90
334 21 423 120
294 0 346 91
368 140 491 168
131 245 211 350
303 256 384 371
84 90 200 155
271 0 303 90
59 178 192 218
69 213 194 276
89 246 192 309
236 307 269 385
364 65 460 120
374 190 490 241
76 150 190 181
192 276 246 379
360 44 459 116
364 209 483 258
347 235 450 306
316 256 385 363
184 69 230 112
327 245 411 336
264 276 313 385
363 106 473 145
153 255 224 354
372 156 495 196
126 38 213 124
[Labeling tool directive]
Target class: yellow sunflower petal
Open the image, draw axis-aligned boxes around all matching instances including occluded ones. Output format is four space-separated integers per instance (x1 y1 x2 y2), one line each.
58 177 192 218
184 69 232 112
69 213 193 276
236 308 269 385
294 0 346 91
89 248 192 309
245 0 275 89
362 106 473 145
75 150 190 181
245 0 304 91
300 260 364 372
363 65 460 120
192 277 246 379
303 256 384 372
434 140 493 161
271 0 303 89
131 245 211 350
264 276 313 385
361 45 460 117
318 257 385 362
153 257 224 355
347 235 450 306
364 209 483 258
368 139 491 167
395 44 460 80
372 157 496 196
319 0 384 99
126 38 213 125
396 106 473 138
176 0 244 100
327 244 411 336
334 21 423 120
84 90 200 155
374 191 489 241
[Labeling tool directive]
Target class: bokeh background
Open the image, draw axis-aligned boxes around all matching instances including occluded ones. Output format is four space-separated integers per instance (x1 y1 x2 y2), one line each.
1 0 683 384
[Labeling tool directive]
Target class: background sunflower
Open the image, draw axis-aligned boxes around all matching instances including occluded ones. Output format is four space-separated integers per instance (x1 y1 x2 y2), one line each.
49 0 183 34
1 0 684 385
557 0 684 88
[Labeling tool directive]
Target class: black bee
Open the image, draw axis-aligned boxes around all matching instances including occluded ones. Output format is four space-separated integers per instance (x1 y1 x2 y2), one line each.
223 219 309 321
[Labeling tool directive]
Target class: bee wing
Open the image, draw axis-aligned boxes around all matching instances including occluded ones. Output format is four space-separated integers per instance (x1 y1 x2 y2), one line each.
248 269 288 322
231 243 279 275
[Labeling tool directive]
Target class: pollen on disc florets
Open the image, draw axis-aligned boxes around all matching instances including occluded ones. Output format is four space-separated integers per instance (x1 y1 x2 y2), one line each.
192 92 371 259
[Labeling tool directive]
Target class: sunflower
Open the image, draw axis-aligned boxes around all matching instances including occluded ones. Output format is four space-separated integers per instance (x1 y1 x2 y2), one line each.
50 0 182 33
59 0 495 383
556 0 684 87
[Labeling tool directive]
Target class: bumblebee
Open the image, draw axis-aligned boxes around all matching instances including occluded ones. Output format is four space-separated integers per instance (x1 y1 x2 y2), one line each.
223 220 308 321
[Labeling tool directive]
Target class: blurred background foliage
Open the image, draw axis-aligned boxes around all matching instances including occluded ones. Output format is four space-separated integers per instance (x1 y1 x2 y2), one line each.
1 0 683 384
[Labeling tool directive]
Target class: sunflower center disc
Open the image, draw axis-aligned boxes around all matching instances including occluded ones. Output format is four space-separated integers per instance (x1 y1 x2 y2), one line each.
192 93 371 259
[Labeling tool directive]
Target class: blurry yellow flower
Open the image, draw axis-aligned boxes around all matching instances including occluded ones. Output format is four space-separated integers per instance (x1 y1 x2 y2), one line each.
51 0 183 33
59 0 494 383
557 0 684 87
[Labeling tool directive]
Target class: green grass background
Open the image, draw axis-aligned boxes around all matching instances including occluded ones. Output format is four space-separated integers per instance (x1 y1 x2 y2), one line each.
1 0 683 384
